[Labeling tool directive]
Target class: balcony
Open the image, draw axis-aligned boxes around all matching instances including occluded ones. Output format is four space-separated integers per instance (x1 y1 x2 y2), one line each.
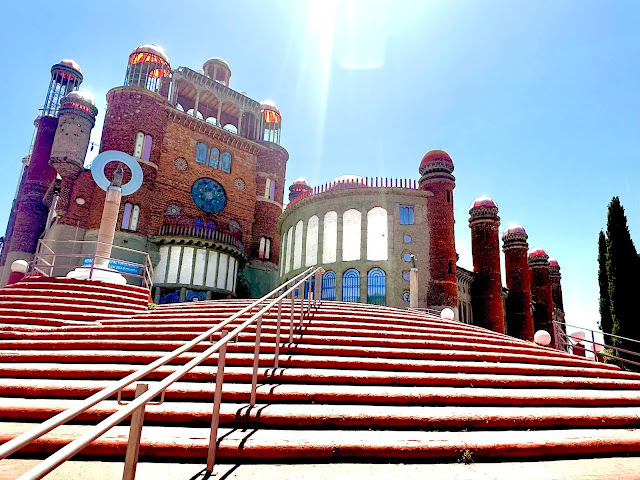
152 223 245 258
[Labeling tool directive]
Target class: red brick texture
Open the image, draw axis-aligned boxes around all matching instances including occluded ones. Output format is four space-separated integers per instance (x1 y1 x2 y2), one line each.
503 242 534 341
549 266 564 310
529 259 555 348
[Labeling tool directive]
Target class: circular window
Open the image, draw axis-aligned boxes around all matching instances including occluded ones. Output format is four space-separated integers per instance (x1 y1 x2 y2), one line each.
192 178 227 213
174 157 188 171
402 271 410 282
403 290 410 302
166 204 181 216
404 234 412 244
234 178 246 190
403 253 413 263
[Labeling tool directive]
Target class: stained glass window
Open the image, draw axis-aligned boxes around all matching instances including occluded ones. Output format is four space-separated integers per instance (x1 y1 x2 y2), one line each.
221 152 232 173
399 205 414 225
196 143 208 164
193 217 204 230
191 178 227 213
367 268 386 305
209 148 220 168
342 269 360 303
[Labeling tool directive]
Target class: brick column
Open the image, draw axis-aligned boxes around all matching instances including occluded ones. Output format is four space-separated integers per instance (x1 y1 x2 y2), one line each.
502 224 534 341
528 247 556 348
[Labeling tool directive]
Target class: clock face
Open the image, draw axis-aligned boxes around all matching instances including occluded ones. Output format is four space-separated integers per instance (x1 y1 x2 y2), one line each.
191 178 227 213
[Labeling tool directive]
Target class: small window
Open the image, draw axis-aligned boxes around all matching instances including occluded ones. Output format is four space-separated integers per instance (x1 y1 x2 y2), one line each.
259 237 272 260
209 148 220 168
221 152 232 173
399 205 414 225
229 220 241 239
133 132 152 161
403 290 410 302
448 260 453 274
194 217 204 230
196 142 208 164
402 271 410 281
446 190 451 203
121 203 139 232
206 221 217 232
404 234 412 244
403 253 413 263
264 178 276 201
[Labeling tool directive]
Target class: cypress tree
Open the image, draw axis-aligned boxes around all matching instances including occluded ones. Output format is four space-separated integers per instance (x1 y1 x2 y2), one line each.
606 197 640 363
597 231 613 346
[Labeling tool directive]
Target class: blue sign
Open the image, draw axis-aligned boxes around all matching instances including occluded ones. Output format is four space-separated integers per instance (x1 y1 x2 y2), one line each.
82 257 141 275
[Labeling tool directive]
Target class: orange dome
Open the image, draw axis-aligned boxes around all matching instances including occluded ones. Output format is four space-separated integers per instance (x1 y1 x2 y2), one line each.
420 149 452 170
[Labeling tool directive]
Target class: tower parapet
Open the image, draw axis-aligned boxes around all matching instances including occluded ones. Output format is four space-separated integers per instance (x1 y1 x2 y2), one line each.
528 247 555 347
502 223 534 340
469 196 505 333
418 150 457 311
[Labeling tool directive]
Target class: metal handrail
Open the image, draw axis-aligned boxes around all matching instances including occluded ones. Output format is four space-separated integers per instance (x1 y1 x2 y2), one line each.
3 266 323 480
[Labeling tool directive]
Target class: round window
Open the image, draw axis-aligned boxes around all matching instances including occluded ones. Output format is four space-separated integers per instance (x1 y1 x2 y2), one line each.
404 234 412 244
403 253 413 263
192 178 227 213
402 290 410 302
402 271 410 281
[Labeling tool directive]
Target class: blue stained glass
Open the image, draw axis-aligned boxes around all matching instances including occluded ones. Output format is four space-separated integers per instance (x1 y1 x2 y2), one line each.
221 152 232 173
206 221 217 232
196 143 208 164
209 148 220 168
186 290 207 302
193 217 204 229
192 178 227 213
159 290 180 304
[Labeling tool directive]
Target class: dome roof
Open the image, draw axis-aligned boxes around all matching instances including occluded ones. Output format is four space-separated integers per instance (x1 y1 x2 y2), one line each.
548 258 560 267
204 57 231 70
503 223 526 236
65 90 95 106
59 59 82 74
293 177 309 186
469 195 498 210
131 44 169 64
260 100 280 114
420 149 452 169
528 247 548 258
331 174 364 184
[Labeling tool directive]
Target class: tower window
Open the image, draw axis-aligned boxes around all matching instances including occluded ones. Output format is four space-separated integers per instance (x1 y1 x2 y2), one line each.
446 190 451 203
133 132 152 161
196 142 208 164
259 237 272 260
448 260 453 274
209 148 220 168
264 178 276 201
399 205 414 225
121 203 140 232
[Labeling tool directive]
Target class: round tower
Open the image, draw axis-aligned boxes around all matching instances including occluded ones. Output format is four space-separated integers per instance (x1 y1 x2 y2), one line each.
0 59 83 284
548 258 564 310
50 90 98 216
469 196 505 333
418 150 457 311
260 101 282 144
502 223 534 340
203 57 231 86
289 178 312 202
124 44 170 93
528 247 556 347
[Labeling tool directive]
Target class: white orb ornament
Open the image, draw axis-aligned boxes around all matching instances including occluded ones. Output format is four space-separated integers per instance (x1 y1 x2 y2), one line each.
534 330 552 346
594 344 604 353
440 308 455 321
10 260 28 274
569 331 585 342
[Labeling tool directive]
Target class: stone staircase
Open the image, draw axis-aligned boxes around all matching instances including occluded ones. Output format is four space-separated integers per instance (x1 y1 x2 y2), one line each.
0 281 639 479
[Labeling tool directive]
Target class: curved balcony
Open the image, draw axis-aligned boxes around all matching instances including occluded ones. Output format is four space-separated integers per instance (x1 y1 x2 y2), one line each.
151 223 245 258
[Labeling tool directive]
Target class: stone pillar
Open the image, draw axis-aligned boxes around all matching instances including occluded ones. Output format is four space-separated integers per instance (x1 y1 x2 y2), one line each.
502 224 534 341
469 196 505 334
528 247 556 348
409 268 418 309
95 185 122 268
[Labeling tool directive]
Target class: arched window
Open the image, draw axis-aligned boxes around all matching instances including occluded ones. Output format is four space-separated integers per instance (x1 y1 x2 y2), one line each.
206 221 217 232
293 220 303 269
209 148 220 168
305 215 319 266
196 142 208 164
193 217 204 230
321 271 336 301
342 209 361 261
229 220 242 239
133 132 152 161
367 207 387 261
342 269 360 303
121 203 140 231
367 268 386 305
221 152 232 173
322 211 337 263
259 237 271 260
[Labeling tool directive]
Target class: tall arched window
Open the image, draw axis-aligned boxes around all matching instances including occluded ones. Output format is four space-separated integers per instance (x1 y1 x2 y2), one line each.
367 207 388 261
293 220 303 270
221 152 232 173
259 237 271 260
367 268 386 305
305 215 319 266
321 271 336 300
342 209 361 261
196 142 208 164
342 268 360 303
133 132 152 161
121 203 140 232
285 226 293 274
322 211 337 263
209 148 220 168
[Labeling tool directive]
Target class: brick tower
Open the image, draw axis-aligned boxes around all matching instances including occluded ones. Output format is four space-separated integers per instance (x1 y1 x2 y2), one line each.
418 150 457 311
0 59 83 284
548 258 564 310
469 196 505 333
528 247 556 347
289 178 312 202
502 223 534 340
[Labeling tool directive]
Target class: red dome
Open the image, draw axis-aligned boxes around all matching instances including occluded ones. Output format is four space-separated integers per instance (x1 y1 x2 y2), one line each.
420 149 452 170
469 195 498 210
293 177 309 186
548 258 559 267
503 223 526 236
528 247 548 258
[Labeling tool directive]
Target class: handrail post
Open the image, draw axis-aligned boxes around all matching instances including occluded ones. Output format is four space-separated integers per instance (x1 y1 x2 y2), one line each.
591 330 597 361
89 240 97 281
122 383 149 480
289 290 295 343
314 270 322 308
250 315 263 406
206 330 228 472
274 299 283 369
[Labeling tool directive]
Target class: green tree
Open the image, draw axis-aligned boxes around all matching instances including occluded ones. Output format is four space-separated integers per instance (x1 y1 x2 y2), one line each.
606 197 640 364
597 231 613 346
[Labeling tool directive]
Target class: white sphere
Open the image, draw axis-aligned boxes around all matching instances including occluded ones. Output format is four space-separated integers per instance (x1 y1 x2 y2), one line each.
534 330 551 346
440 308 455 321
594 344 604 353
569 331 585 342
10 260 28 273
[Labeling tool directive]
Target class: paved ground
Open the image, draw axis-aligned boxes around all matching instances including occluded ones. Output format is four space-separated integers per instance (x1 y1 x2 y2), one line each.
2 458 640 480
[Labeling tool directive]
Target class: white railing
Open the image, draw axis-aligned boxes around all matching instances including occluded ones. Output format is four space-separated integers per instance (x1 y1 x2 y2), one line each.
0 266 324 480
30 239 154 289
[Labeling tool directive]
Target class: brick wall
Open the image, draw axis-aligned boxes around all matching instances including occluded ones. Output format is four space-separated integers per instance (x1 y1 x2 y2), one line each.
503 245 534 341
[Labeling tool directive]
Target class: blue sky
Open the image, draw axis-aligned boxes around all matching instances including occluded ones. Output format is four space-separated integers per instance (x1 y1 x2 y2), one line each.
0 0 637 334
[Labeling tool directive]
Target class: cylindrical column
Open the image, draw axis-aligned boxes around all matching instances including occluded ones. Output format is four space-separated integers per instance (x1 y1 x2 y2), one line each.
95 186 122 268
418 150 457 311
548 258 564 310
409 267 418 309
502 224 534 341
469 196 505 334
528 247 556 348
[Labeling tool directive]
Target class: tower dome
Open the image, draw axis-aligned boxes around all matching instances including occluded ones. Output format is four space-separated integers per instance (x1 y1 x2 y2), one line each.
288 177 312 202
528 247 548 258
548 258 560 268
59 59 82 75
60 90 98 117
419 149 453 175
43 60 84 116
503 223 526 236
203 57 231 86
502 223 528 245
293 177 309 186
260 100 282 144
469 195 498 211
64 90 95 106
125 44 170 93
